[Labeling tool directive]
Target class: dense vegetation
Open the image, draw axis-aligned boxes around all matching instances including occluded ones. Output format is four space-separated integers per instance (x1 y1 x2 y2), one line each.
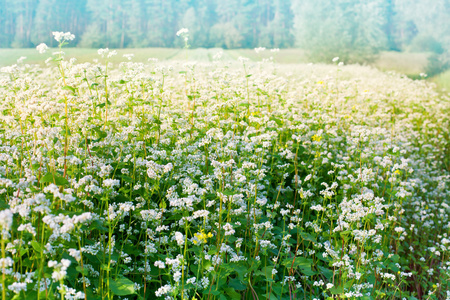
1 0 449 61
0 32 449 300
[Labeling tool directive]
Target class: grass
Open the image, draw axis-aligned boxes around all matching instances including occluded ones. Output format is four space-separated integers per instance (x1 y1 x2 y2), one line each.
373 51 430 75
2 47 448 92
0 47 180 66
227 49 308 64
0 48 428 69
431 69 450 94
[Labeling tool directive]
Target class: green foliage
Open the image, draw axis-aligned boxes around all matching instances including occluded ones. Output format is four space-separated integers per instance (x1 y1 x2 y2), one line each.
292 0 389 63
410 34 445 54
425 52 450 77
0 0 296 49
0 0 449 63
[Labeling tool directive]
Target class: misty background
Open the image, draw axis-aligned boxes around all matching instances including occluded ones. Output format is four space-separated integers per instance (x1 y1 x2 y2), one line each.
0 0 449 68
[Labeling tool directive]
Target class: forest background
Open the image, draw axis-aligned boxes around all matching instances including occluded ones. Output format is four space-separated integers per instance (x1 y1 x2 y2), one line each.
0 0 449 76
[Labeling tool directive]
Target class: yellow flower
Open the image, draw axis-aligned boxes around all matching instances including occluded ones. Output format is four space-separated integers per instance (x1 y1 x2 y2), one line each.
394 170 401 175
194 230 212 244
317 81 324 85
312 134 322 142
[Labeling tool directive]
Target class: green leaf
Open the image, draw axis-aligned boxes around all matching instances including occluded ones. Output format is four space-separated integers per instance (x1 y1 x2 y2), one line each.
93 127 107 139
54 175 69 186
222 189 237 196
299 232 317 243
282 256 315 275
340 230 352 242
0 199 9 209
39 172 68 186
62 85 76 94
40 172 54 184
31 241 42 253
329 285 344 295
264 293 279 300
76 266 88 276
318 266 333 279
224 288 241 299
109 277 135 296
89 220 108 232
344 279 354 289
228 278 246 291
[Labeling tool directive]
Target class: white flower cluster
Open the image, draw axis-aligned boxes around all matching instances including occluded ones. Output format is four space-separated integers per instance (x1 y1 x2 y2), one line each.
52 31 75 42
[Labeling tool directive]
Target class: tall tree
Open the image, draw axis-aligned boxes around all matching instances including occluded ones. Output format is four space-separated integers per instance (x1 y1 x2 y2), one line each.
31 0 88 47
80 0 127 48
0 0 13 47
292 0 389 63
260 0 294 48
393 0 450 51
9 0 38 48
210 0 244 48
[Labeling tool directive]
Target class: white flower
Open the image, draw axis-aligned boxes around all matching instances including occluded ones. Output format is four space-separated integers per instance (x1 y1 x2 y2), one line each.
98 48 109 57
0 257 13 268
238 56 249 63
8 282 27 293
174 231 184 246
123 54 134 60
61 259 71 268
36 43 49 54
154 261 166 269
48 260 58 268
176 28 189 36
52 31 75 43
254 47 266 54
155 284 172 297
17 56 26 63
69 249 81 262
0 209 13 231
52 269 67 281
223 223 235 236
103 179 120 189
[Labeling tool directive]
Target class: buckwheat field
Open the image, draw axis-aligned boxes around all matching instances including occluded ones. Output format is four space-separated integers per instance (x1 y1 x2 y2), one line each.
0 33 449 300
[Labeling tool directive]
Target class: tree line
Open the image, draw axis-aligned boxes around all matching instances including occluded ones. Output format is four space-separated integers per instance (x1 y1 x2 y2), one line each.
0 0 449 62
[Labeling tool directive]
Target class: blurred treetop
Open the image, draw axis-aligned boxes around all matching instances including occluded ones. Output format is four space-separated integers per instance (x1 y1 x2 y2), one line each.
0 0 449 62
